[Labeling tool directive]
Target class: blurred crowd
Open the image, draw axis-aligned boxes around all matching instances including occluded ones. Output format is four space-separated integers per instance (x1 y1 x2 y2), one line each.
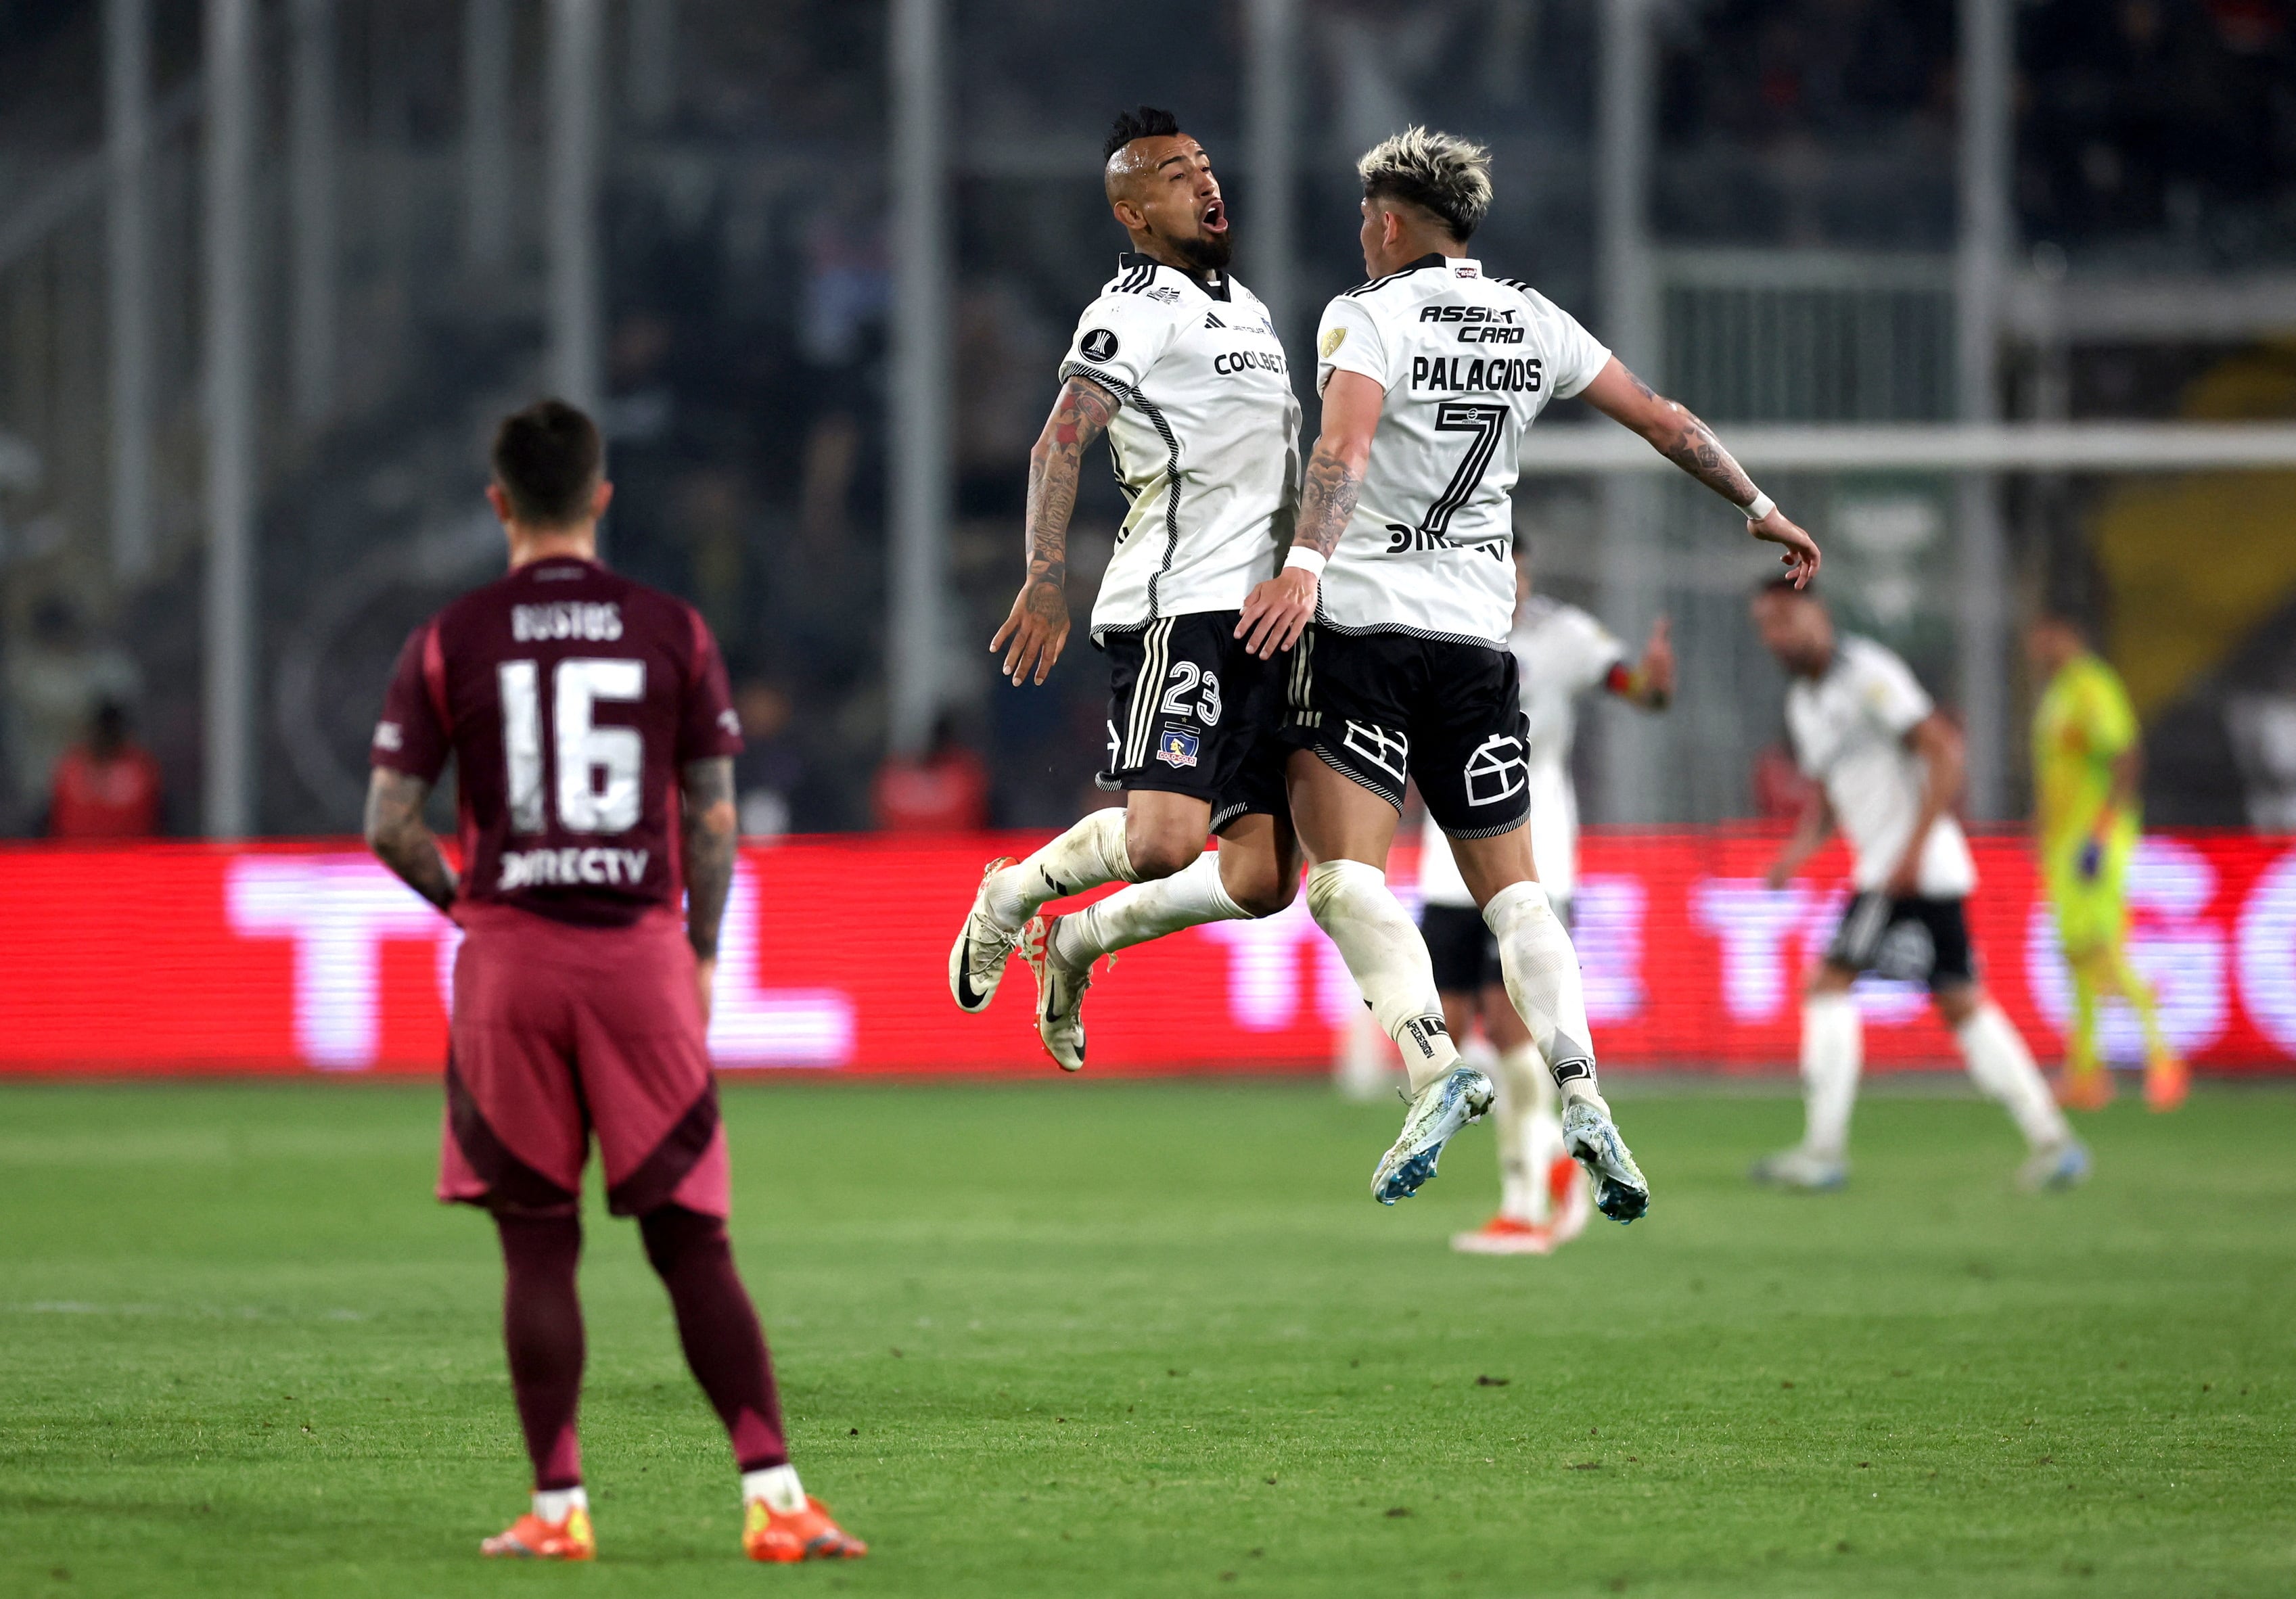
1655 0 2296 252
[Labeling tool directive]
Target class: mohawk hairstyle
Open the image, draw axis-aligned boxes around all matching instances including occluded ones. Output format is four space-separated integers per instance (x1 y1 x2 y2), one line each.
1104 105 1182 161
1357 126 1494 242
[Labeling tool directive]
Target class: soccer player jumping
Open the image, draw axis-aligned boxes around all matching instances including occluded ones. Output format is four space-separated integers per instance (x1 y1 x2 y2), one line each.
1237 129 1820 1210
2025 611 2187 1111
1431 555 1674 1255
1749 579 2088 1191
947 107 1306 1068
365 402 864 1564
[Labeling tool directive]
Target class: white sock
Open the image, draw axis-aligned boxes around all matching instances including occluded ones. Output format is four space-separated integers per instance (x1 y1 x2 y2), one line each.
982 808 1136 931
1799 992 1862 1159
742 1463 806 1514
1483 882 1608 1115
533 1485 588 1523
1304 860 1461 1094
1493 1042 1555 1223
1958 1000 2068 1150
1052 848 1247 967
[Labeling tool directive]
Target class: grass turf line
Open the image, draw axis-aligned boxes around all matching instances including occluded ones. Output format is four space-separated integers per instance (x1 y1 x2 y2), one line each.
0 1079 2290 1598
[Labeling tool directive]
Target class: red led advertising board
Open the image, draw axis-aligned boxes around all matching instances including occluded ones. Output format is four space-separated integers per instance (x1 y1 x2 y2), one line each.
0 831 2289 1075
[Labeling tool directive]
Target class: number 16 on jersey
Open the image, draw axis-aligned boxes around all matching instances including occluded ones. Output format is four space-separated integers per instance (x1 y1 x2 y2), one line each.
499 657 647 835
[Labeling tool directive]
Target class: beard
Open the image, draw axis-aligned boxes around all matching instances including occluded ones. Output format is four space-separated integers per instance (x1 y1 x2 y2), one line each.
1165 223 1234 273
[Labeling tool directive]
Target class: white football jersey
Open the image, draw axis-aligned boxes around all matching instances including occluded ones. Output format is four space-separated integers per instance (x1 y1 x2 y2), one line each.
1313 257 1610 646
1786 634 1977 897
1059 254 1302 637
1421 597 1625 908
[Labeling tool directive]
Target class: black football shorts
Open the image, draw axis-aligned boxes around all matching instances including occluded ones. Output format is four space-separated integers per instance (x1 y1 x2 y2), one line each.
1097 611 1287 831
1279 626 1532 839
1419 902 1501 994
1824 892 1975 991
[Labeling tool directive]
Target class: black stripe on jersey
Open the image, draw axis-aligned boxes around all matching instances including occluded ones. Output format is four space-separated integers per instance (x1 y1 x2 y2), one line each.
1114 263 1157 295
1107 431 1138 506
1065 361 1184 622
1341 253 1450 299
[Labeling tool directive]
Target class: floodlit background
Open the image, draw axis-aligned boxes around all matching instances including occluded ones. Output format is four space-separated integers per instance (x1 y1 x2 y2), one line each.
0 0 2290 841
3 13 2296 1596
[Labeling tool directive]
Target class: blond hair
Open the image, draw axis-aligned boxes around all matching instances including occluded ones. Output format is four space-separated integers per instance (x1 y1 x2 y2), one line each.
1356 126 1494 242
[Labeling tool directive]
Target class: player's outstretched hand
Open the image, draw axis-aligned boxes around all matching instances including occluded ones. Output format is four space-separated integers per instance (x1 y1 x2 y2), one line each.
992 578 1071 686
1236 566 1316 660
1751 509 1820 587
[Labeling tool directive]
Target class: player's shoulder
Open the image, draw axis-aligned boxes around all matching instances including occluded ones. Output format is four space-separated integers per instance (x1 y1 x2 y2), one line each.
2074 652 2130 699
1517 593 1590 638
1334 253 1453 309
1837 632 1904 672
1486 271 1558 308
600 567 715 656
1837 634 1929 696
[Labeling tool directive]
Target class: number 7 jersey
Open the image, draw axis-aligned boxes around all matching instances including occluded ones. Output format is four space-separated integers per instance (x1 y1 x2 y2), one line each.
371 555 743 927
1313 256 1611 646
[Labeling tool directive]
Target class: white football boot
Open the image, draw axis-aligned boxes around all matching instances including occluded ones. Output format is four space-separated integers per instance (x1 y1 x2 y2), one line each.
1561 1099 1650 1223
946 856 1021 1014
2015 1137 2090 1192
1371 1066 1495 1205
1019 912 1092 1072
1748 1144 1848 1190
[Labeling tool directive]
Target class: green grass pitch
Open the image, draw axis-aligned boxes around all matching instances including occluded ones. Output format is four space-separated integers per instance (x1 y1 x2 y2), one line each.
3 1077 2292 1598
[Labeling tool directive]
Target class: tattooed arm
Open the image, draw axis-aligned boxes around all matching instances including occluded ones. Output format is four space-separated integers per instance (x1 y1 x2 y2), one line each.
1578 357 1820 586
1236 369 1384 659
680 755 737 1025
991 373 1120 685
363 768 458 914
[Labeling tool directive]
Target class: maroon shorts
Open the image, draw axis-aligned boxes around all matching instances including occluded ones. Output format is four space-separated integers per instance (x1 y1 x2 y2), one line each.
438 904 729 1219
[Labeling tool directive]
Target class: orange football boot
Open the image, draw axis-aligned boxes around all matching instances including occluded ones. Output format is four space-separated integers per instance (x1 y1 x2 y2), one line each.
480 1506 595 1560
2055 1068 2115 1111
1545 1153 1593 1247
743 1496 867 1563
1450 1215 1554 1255
2144 1051 2189 1113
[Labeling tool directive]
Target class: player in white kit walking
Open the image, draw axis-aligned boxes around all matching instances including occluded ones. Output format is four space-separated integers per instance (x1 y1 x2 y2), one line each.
946 108 1306 1070
1748 578 2089 1191
1236 128 1821 1210
1426 562 1674 1254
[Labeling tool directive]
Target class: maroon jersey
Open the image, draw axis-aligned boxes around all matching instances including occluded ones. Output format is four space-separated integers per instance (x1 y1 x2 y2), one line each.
373 555 742 927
